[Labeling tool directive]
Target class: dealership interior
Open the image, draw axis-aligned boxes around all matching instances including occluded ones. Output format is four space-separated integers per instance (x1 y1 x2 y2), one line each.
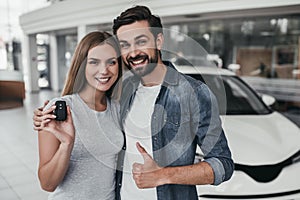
1 0 300 199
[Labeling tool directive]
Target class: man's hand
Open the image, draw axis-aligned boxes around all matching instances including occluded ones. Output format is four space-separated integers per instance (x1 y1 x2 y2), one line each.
132 142 166 189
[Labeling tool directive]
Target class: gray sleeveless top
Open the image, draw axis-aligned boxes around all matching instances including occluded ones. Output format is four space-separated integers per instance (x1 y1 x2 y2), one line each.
46 93 123 200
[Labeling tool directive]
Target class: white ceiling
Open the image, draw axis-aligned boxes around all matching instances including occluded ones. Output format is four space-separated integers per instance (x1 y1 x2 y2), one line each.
0 0 50 42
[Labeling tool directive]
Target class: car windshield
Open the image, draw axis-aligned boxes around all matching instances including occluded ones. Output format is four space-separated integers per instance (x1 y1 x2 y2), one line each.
187 74 272 115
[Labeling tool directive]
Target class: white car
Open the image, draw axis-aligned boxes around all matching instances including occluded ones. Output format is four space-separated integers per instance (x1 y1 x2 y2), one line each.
175 65 300 200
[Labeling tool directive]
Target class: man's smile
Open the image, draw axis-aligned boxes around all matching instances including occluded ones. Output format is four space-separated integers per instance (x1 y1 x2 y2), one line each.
128 55 148 68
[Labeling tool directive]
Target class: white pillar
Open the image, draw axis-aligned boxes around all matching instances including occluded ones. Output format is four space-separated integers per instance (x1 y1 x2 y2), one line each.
22 34 39 93
49 32 59 92
77 25 87 43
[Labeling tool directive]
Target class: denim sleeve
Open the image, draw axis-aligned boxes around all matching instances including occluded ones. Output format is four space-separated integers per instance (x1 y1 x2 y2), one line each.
204 157 225 185
193 84 234 185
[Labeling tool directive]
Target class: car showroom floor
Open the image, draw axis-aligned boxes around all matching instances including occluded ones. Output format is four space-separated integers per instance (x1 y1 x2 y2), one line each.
0 90 60 200
1 89 300 200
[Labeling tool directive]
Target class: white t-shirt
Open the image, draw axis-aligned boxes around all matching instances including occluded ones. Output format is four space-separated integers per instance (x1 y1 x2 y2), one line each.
121 83 161 200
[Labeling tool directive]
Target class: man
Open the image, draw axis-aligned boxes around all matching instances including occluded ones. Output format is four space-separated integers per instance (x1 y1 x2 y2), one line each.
113 5 233 200
33 5 233 200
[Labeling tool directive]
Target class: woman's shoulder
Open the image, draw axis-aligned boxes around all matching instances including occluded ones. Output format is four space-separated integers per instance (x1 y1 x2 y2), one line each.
44 94 76 111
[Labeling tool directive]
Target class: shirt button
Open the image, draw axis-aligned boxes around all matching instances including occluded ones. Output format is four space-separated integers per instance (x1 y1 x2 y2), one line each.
154 137 157 141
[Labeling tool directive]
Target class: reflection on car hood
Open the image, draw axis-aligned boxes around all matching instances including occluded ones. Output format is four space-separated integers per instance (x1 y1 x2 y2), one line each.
221 111 300 165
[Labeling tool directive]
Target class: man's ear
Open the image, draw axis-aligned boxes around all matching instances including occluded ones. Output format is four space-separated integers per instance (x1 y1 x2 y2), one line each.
156 33 164 50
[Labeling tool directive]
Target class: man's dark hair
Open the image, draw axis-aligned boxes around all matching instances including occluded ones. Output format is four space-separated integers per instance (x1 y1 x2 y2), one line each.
113 5 163 38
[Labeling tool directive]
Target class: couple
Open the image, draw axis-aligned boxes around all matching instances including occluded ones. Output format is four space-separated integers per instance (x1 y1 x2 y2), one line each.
33 5 234 200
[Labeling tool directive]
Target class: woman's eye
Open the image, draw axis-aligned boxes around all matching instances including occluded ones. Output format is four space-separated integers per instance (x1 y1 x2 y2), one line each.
89 60 98 65
108 60 117 66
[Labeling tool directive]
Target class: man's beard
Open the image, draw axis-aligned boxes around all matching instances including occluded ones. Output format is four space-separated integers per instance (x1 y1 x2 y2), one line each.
124 50 159 77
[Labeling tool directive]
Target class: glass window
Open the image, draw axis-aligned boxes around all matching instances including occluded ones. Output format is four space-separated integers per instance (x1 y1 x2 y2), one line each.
165 14 300 80
187 74 271 115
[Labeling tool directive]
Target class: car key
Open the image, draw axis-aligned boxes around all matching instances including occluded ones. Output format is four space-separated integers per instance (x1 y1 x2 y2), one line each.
54 100 67 121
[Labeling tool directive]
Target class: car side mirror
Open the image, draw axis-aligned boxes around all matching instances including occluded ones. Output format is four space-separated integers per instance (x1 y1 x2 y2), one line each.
261 94 276 106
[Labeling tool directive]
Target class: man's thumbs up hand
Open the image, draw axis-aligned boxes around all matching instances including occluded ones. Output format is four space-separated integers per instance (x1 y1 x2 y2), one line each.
132 142 163 189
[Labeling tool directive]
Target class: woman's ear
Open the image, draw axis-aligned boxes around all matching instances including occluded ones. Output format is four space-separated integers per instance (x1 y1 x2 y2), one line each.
156 33 164 50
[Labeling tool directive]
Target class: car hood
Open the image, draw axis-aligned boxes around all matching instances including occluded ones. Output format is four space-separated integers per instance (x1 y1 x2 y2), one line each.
221 111 300 165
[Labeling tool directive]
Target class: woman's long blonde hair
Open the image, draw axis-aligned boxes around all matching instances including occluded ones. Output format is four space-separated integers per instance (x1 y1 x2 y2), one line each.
61 31 122 98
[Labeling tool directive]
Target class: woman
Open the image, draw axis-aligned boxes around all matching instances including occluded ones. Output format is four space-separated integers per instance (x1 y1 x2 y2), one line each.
37 31 124 199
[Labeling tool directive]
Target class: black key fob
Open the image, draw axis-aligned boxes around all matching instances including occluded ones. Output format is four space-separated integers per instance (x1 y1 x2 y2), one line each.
54 101 67 121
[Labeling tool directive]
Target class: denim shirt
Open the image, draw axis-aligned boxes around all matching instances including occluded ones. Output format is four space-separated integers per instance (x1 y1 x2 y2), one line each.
116 61 234 200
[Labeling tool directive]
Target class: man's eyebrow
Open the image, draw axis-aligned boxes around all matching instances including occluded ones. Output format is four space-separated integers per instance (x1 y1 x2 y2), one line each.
134 34 149 41
118 40 128 44
118 34 149 43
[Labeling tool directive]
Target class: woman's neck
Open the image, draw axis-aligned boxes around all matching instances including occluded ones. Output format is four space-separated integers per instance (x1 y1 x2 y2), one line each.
78 88 107 111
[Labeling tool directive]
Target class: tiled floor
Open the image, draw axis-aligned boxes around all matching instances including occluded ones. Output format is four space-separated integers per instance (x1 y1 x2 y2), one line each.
0 90 60 200
1 89 299 200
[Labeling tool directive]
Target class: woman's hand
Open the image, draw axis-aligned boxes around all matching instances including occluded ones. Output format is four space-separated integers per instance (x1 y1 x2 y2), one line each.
43 106 75 147
33 100 57 131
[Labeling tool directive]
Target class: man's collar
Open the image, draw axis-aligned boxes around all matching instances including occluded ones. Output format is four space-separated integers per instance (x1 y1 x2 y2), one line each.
162 61 179 86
